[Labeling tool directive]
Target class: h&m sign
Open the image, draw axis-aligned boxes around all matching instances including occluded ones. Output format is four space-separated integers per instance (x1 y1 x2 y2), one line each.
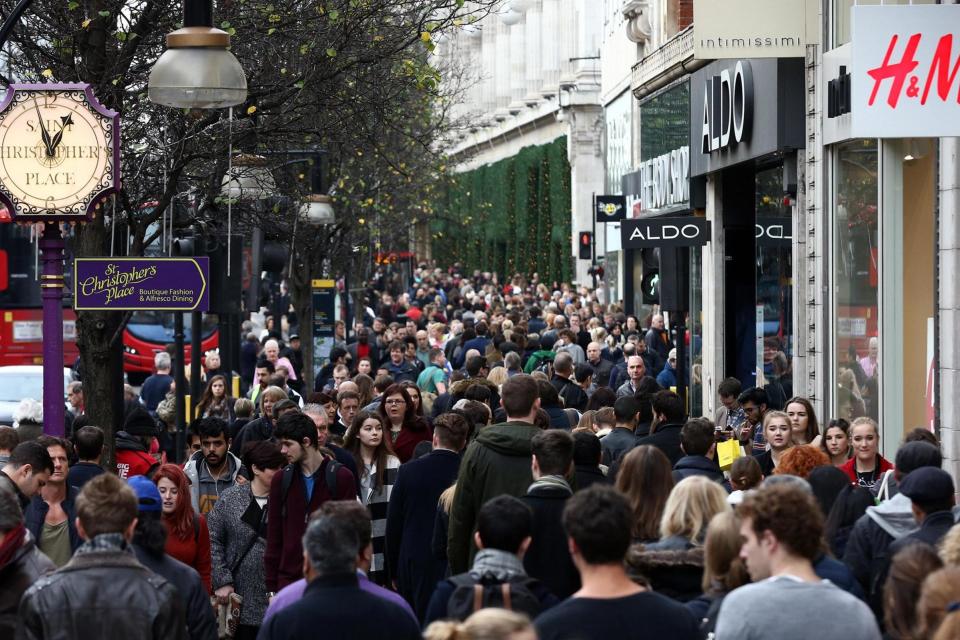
852 5 960 137
621 217 712 249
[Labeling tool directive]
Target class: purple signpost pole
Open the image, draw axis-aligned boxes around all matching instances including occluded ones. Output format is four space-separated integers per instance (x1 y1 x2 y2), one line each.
40 222 65 436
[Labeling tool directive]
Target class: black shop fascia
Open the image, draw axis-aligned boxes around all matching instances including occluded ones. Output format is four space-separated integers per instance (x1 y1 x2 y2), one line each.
689 57 805 387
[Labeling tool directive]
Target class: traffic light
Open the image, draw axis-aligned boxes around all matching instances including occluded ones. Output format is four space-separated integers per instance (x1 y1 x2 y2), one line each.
640 248 660 305
578 231 593 260
172 235 196 256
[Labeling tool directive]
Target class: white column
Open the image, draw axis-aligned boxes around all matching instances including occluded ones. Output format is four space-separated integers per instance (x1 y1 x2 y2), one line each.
939 137 960 485
525 0 543 104
495 19 512 115
701 174 726 418
541 0 560 94
510 19 527 110
481 23 497 119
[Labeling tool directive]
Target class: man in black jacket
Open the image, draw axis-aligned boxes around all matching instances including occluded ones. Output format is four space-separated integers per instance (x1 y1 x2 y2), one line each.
888 467 956 556
550 353 588 412
386 413 468 622
637 390 687 466
128 476 217 640
19 473 186 639
672 418 725 485
585 342 613 388
601 397 639 468
259 503 420 640
521 430 580 599
0 484 54 637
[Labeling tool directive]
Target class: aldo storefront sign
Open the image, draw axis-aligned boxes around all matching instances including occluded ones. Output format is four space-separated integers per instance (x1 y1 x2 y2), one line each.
621 217 712 249
851 5 960 137
690 58 805 177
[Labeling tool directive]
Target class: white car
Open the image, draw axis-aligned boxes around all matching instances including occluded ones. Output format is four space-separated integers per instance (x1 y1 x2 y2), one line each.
0 366 74 427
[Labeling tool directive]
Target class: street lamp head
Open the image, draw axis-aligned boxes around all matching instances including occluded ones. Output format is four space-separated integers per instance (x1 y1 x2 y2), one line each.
221 154 276 200
148 26 247 109
299 194 335 225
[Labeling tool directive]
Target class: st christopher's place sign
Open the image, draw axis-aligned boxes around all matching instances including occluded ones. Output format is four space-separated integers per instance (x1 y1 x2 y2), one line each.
74 258 209 311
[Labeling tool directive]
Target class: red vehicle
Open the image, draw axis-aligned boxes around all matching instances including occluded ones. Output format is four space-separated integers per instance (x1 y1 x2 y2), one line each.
1 211 218 377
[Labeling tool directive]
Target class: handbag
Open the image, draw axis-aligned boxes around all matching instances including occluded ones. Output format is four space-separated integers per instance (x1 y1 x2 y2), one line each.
214 592 242 639
716 438 743 471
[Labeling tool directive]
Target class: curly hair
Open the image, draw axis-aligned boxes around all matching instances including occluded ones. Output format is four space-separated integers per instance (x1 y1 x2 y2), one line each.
939 523 960 566
737 483 824 561
918 567 960 640
775 445 831 479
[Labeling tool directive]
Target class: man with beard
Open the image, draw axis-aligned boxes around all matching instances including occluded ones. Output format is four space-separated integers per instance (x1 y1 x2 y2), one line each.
348 327 383 370
183 418 242 516
24 436 81 567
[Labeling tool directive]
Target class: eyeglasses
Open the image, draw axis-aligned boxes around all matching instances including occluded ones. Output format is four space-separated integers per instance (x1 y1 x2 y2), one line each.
384 398 406 406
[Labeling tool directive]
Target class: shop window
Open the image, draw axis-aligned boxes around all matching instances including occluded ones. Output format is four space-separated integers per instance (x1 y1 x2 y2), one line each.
834 139 878 422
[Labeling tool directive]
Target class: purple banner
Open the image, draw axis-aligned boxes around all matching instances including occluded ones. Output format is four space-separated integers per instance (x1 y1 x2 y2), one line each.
73 258 209 311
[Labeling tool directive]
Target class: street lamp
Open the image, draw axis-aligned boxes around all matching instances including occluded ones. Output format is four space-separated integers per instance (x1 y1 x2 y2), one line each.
148 0 247 109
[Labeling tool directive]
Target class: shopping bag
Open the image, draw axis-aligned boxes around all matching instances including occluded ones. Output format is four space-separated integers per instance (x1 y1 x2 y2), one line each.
717 438 743 471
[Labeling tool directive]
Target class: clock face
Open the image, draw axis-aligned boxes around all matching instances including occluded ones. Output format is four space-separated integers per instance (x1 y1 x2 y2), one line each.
0 87 118 219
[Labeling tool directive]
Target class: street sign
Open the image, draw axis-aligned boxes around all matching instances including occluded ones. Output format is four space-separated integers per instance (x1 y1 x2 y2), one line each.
595 195 627 222
73 257 209 311
621 217 712 249
312 279 337 367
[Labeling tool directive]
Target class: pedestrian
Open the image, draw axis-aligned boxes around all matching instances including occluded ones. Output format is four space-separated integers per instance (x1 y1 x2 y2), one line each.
0 441 53 512
258 502 421 640
882 544 944 640
183 417 242 515
683 510 749 634
66 425 105 489
821 418 852 466
424 495 559 625
752 411 794 476
18 473 186 639
726 455 762 505
713 483 880 640
207 441 285 640
736 387 769 455
24 436 81 567
154 464 212 593
916 566 960 640
785 396 820 446
128 476 217 640
195 375 235 421
384 340 419 384
417 348 450 395
840 417 893 489
888 467 956 556
628 475 730 602
672 418 725 485
140 352 174 413
644 314 672 365
0 426 17 465
615 355 646 398
656 348 678 389
713 377 745 433
600 396 639 467
424 609 536 640
264 412 357 593
343 410 400 585
637 390 686 466
571 431 608 490
0 484 55 638
533 485 699 640
550 353 588 411
447 375 542 574
386 412 468 622
774 444 830 479
378 383 432 463
230 386 287 456
115 407 161 480
615 445 675 544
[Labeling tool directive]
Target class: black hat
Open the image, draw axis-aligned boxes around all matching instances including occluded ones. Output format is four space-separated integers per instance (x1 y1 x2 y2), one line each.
123 407 158 437
895 441 943 475
899 467 955 505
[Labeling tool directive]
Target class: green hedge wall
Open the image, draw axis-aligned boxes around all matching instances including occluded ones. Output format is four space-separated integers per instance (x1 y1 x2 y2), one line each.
434 136 572 283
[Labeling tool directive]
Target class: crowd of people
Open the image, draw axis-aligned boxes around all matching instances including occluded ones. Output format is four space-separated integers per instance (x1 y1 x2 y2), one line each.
0 268 958 640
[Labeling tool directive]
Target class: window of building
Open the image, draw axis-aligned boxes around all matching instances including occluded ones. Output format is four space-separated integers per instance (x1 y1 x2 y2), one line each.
833 0 936 49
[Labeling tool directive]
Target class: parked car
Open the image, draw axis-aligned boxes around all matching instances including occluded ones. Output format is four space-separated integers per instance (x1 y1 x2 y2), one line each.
0 366 74 426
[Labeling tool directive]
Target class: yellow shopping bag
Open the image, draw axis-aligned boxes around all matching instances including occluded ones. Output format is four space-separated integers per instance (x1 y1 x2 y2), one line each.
717 438 743 471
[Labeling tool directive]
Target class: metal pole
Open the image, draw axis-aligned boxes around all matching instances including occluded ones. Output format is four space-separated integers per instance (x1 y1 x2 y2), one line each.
174 312 187 462
591 192 597 290
39 223 65 436
190 310 202 417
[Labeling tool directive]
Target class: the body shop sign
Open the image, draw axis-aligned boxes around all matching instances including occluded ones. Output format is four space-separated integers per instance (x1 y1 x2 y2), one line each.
852 5 960 137
74 258 209 311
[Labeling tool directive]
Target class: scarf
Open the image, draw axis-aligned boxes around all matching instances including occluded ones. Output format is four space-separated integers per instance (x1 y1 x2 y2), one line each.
0 523 25 568
470 548 527 581
528 474 573 495
74 532 132 557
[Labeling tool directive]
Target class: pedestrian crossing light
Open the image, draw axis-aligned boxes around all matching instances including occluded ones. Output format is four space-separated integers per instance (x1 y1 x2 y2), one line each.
579 231 593 260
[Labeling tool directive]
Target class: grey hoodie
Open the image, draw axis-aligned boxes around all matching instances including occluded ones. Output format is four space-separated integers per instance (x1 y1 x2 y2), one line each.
864 493 917 539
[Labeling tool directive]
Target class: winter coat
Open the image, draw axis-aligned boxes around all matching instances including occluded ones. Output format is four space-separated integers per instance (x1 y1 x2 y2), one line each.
0 532 54 637
840 455 894 486
182 450 243 515
392 419 433 464
230 416 273 457
573 465 610 492
637 423 685 466
550 376 588 412
133 544 217 640
115 431 160 480
24 486 82 557
672 456 727 486
206 482 270 626
18 547 186 640
447 421 540 574
520 484 580 599
586 358 614 388
601 428 638 467
385 448 461 622
627 537 705 603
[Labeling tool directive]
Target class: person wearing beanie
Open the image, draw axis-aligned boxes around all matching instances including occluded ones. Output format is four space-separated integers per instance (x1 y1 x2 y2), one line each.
128 476 217 640
888 468 957 556
116 408 161 480
843 441 945 617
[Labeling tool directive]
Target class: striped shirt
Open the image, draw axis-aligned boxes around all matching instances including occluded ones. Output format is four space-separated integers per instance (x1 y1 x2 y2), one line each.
360 455 400 586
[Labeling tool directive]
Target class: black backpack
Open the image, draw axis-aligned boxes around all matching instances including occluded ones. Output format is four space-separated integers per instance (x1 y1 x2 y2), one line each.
445 572 544 621
279 458 342 520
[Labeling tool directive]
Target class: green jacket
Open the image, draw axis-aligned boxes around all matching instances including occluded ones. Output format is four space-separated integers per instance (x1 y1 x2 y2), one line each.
447 421 540 574
523 350 555 374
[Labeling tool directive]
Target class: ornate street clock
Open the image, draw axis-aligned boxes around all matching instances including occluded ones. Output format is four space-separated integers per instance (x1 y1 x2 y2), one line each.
0 83 120 221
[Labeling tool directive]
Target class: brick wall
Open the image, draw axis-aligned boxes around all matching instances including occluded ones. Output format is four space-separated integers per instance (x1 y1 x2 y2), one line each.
677 0 693 31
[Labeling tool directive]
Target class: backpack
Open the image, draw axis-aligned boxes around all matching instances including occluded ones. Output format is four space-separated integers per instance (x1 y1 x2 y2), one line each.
445 572 544 621
279 458 342 519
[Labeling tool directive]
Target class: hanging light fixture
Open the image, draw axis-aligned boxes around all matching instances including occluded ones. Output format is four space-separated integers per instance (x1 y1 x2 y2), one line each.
300 194 335 225
221 155 276 201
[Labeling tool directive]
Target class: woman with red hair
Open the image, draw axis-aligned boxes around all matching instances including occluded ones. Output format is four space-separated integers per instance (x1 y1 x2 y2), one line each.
154 464 212 593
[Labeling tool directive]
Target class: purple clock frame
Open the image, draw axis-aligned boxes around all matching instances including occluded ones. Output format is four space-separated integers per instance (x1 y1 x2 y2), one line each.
0 82 121 222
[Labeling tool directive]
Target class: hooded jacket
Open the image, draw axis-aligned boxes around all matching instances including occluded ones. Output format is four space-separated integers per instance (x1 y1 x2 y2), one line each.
627 538 705 603
672 455 727 487
447 421 540 574
115 431 160 480
0 531 55 636
182 450 243 515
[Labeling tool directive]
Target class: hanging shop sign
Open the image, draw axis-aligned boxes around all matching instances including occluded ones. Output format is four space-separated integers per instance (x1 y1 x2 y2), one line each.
595 195 627 222
74 258 209 311
621 217 712 249
693 0 813 60
756 218 793 246
690 58 805 177
0 84 120 221
851 5 960 137
621 146 691 216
